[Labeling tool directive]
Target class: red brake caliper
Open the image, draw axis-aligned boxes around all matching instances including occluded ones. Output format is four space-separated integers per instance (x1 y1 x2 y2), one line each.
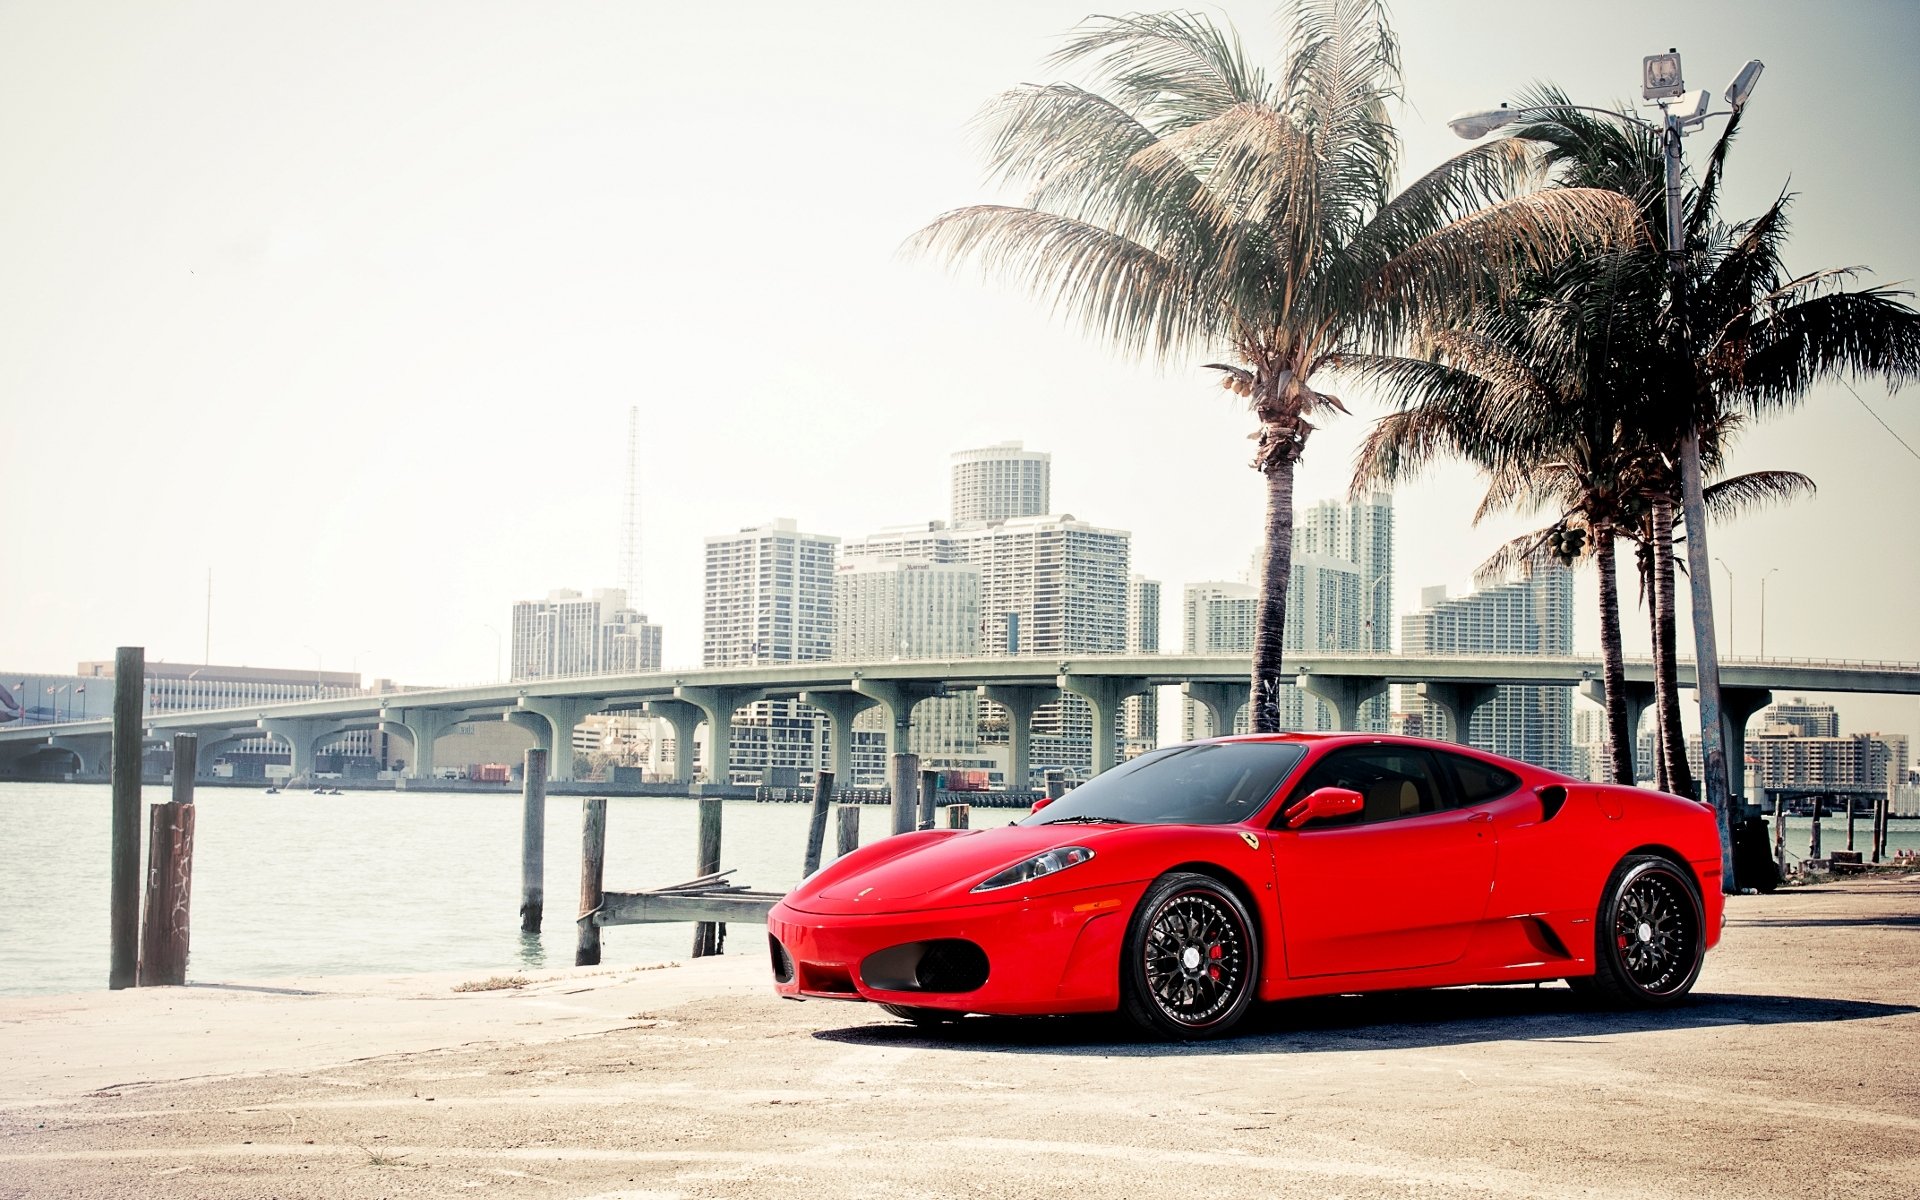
1208 943 1223 981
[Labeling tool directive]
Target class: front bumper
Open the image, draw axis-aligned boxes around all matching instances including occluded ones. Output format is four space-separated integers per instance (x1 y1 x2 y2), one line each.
766 881 1146 1016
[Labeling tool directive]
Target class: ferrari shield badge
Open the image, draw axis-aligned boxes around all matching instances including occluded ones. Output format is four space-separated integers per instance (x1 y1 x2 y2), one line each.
1239 831 1259 849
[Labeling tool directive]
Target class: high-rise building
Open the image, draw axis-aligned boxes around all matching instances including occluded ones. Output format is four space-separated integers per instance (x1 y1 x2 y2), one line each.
1397 563 1576 772
833 556 981 765
1124 575 1161 756
1297 493 1394 652
848 513 1130 771
1762 698 1842 738
1181 581 1257 738
701 520 838 783
510 588 662 680
950 441 1050 525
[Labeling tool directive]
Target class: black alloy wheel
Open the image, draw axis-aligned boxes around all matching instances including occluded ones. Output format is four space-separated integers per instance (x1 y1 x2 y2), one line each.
1121 872 1259 1039
1570 854 1705 1008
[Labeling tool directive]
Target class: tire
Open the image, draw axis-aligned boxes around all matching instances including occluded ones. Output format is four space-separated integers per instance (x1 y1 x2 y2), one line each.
879 1003 962 1026
1119 872 1259 1039
1575 854 1706 1008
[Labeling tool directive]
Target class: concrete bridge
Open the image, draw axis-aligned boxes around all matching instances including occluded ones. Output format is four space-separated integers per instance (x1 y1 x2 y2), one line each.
2 653 1915 787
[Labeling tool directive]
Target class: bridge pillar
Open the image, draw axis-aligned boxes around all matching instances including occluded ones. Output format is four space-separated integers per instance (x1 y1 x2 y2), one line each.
980 684 1061 791
504 709 554 757
852 680 945 759
518 697 605 782
799 690 880 788
673 686 767 784
385 707 461 780
1296 673 1388 733
1181 681 1249 739
189 730 255 777
643 700 703 785
1058 675 1150 776
1722 687 1773 805
49 734 110 777
258 717 345 784
1578 680 1655 782
1415 682 1500 745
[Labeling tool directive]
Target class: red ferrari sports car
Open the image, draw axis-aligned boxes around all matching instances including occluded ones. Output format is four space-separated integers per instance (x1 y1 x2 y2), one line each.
767 733 1724 1039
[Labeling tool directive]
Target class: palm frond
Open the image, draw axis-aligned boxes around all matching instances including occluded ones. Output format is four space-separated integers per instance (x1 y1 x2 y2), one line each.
1702 470 1816 520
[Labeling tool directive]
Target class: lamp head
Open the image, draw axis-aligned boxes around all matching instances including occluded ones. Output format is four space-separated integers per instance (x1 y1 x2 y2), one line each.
1643 50 1685 100
1448 104 1516 139
1672 88 1712 126
1725 59 1764 110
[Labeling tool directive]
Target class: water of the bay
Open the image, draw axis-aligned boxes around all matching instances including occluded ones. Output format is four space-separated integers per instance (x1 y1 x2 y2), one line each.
1 781 1912 997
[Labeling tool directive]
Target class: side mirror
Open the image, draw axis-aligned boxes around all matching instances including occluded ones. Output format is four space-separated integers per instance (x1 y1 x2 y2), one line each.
1030 796 1054 813
1283 786 1364 829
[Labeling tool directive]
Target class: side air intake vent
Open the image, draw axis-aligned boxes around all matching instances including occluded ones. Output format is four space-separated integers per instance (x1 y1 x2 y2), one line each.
1536 785 1568 822
768 934 794 984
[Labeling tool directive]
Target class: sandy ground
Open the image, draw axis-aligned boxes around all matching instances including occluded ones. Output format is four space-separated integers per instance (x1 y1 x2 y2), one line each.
2 877 1916 1200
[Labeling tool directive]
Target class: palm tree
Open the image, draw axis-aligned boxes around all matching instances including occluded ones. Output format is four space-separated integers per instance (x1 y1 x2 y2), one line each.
1505 93 1920 799
909 3 1635 732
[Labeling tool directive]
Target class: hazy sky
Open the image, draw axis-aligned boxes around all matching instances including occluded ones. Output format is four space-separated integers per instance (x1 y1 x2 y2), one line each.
3 1 1915 746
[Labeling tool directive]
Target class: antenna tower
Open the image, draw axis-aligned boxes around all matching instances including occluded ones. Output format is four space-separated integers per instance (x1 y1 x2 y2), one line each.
621 405 642 610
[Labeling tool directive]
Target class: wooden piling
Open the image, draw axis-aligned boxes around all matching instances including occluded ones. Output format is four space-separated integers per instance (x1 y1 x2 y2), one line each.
946 803 971 830
1872 793 1889 863
520 748 548 933
1044 770 1066 802
919 769 939 831
836 803 860 858
109 645 144 990
137 732 198 987
890 753 920 836
802 770 835 877
1808 798 1823 862
577 797 606 966
1772 793 1787 878
692 796 724 957
1845 794 1857 851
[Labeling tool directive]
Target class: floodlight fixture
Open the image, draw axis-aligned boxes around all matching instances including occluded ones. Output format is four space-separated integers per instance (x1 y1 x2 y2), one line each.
1725 59 1765 110
1448 104 1516 139
1672 88 1712 126
1643 49 1684 100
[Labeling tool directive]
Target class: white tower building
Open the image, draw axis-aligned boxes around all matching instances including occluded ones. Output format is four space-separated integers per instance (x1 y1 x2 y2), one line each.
949 441 1051 525
1125 575 1161 756
834 557 982 765
511 588 661 681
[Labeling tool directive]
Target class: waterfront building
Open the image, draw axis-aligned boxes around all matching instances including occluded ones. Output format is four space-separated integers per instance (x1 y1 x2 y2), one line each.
950 441 1050 525
1181 581 1257 738
1124 575 1161 757
1762 698 1841 738
833 556 981 767
1396 563 1576 773
510 588 661 681
701 519 838 783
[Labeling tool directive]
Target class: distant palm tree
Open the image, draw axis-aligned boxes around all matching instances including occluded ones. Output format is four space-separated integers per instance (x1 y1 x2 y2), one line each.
910 3 1635 732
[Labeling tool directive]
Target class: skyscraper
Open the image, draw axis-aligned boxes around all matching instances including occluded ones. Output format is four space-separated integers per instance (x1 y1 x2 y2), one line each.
1124 575 1161 755
511 589 662 680
1397 563 1575 772
949 441 1050 525
833 556 982 765
1181 581 1257 739
701 519 838 782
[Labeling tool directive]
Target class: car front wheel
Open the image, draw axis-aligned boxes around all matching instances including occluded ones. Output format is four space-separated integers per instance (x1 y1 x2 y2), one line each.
1572 854 1705 1007
1120 872 1259 1039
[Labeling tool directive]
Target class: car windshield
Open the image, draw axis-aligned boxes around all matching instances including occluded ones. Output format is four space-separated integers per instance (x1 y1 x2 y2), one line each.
1022 742 1308 827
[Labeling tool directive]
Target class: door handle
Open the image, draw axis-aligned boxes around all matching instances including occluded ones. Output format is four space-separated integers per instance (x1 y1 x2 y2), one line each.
1466 811 1492 824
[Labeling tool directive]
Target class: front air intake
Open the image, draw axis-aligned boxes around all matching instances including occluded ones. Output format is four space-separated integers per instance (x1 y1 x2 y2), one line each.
768 933 794 984
860 939 990 993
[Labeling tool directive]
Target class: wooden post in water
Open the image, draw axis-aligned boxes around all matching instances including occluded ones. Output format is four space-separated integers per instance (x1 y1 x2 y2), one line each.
946 803 971 830
1845 794 1857 851
802 770 835 877
520 748 548 933
836 803 860 858
890 753 920 836
692 796 724 957
577 797 606 966
1044 770 1066 803
109 645 144 990
1772 793 1787 878
919 769 939 831
1873 793 1889 863
1808 797 1823 862
137 733 198 986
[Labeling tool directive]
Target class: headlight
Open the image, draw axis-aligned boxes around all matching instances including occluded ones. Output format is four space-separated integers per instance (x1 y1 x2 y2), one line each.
971 846 1095 893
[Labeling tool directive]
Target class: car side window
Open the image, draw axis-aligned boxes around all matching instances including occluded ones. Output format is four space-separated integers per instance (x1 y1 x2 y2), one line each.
1437 751 1522 806
1281 746 1449 828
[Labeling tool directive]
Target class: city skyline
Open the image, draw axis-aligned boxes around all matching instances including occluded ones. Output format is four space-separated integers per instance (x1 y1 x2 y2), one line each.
3 1 1915 750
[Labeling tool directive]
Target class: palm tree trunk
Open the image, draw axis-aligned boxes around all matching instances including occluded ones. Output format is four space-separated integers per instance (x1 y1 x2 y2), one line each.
1650 495 1696 797
1250 457 1296 733
1594 526 1635 785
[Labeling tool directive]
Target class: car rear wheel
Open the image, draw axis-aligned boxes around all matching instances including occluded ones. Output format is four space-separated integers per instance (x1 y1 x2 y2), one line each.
878 1003 962 1026
1120 872 1258 1040
1572 854 1705 1008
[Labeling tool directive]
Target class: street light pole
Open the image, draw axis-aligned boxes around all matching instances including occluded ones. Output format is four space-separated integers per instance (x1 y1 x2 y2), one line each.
1760 567 1780 659
1716 558 1736 658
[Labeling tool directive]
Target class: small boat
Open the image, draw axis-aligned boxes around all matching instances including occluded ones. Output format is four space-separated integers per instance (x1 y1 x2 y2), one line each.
265 787 280 795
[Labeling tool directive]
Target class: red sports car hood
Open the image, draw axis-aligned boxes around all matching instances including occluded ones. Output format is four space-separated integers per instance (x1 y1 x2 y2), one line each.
784 823 1133 915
